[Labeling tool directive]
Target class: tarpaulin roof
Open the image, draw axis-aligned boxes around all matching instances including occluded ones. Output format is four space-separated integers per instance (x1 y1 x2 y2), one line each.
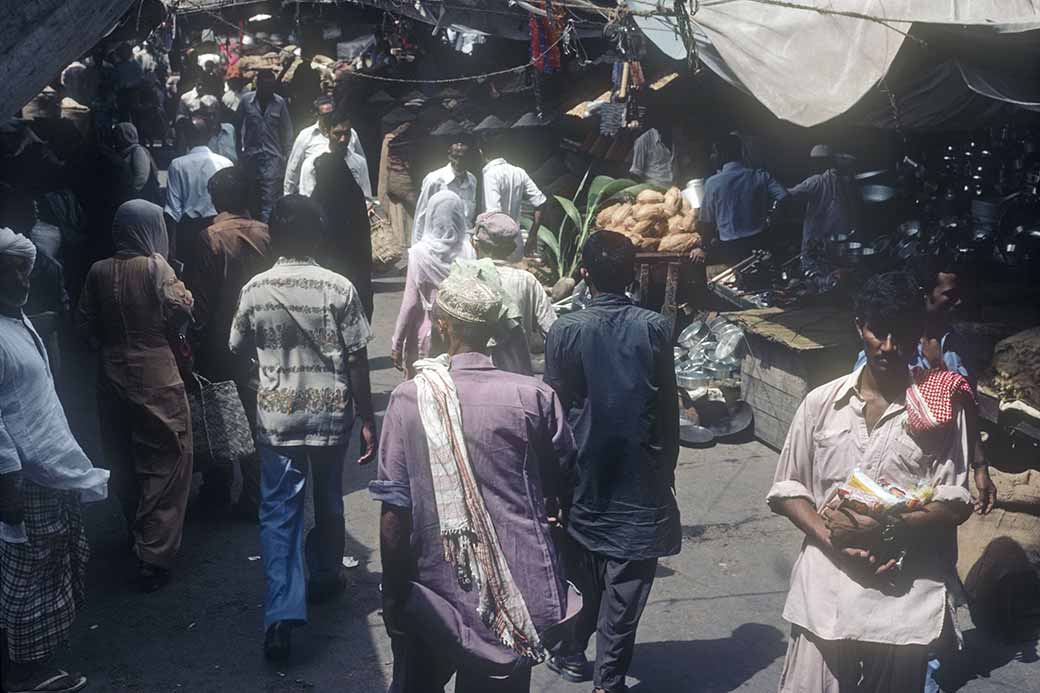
632 0 1040 127
1 0 141 116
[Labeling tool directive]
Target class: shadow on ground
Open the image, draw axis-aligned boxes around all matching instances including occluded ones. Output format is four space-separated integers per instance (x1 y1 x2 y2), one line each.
938 629 1040 692
627 623 786 692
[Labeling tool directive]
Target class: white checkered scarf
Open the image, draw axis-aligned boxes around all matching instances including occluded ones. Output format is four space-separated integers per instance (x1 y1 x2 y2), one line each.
413 354 545 661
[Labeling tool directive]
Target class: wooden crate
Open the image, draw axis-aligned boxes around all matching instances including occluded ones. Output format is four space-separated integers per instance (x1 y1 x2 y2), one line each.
725 308 860 450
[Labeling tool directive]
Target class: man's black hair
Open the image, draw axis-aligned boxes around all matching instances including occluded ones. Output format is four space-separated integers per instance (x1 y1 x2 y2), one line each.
715 133 743 165
186 116 210 147
327 101 353 127
450 132 475 149
917 252 977 294
581 230 635 294
854 271 924 329
208 167 248 214
269 195 324 258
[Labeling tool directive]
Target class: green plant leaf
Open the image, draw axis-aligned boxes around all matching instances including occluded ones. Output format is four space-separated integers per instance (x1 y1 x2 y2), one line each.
588 176 636 210
537 225 562 270
602 182 657 206
555 194 582 232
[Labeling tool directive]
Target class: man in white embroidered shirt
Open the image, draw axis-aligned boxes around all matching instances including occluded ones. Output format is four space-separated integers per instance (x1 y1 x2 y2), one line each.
283 96 371 199
481 135 546 257
768 271 973 693
229 195 377 663
412 137 478 244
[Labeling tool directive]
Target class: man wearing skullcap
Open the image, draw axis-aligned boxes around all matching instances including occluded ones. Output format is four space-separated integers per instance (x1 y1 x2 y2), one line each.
470 211 557 366
0 228 108 693
371 268 581 692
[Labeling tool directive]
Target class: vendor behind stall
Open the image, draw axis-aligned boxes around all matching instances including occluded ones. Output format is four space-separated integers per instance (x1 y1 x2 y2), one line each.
629 117 677 189
787 145 858 277
693 134 787 266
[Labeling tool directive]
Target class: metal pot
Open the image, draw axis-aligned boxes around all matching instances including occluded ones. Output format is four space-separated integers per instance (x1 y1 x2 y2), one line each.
861 184 897 203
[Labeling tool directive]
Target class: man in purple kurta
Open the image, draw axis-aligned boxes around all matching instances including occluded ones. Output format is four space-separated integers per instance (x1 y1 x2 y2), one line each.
370 271 580 692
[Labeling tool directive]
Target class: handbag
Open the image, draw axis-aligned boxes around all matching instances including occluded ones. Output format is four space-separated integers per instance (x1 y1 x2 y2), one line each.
187 374 255 468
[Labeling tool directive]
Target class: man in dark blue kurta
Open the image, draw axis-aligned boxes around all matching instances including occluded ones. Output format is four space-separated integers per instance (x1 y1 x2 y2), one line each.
543 230 681 693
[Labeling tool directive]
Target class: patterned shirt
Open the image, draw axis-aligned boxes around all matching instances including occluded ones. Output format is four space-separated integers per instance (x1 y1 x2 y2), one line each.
229 258 372 447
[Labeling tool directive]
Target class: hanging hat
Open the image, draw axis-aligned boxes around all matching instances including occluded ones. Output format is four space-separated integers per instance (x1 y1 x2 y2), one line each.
474 115 508 132
810 144 832 159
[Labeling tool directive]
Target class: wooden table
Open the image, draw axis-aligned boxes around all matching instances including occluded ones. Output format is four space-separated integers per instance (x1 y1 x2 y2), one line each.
723 307 860 449
634 252 688 337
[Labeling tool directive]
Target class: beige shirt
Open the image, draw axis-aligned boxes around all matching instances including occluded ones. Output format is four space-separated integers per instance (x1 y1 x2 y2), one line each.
493 261 556 350
767 365 971 646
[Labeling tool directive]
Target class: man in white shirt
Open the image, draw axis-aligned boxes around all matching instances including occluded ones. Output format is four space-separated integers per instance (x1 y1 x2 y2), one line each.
283 96 371 199
629 124 676 189
481 136 547 257
164 117 233 268
411 137 478 244
768 271 972 692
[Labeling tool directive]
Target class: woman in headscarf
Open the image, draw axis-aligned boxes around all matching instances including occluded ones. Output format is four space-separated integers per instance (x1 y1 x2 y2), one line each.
112 122 160 204
390 190 475 376
76 200 193 592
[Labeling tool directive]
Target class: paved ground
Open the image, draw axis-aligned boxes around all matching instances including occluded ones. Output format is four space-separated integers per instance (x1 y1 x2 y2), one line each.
55 274 1039 692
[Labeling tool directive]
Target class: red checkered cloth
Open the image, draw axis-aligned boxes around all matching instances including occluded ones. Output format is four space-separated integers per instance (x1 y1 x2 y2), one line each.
905 368 975 433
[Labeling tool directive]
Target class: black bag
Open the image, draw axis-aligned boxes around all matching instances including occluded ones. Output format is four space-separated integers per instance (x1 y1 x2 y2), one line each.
187 374 255 468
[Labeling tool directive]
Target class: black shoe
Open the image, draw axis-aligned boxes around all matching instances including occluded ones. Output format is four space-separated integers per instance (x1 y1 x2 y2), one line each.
137 562 170 593
306 568 348 605
264 621 292 662
547 653 590 683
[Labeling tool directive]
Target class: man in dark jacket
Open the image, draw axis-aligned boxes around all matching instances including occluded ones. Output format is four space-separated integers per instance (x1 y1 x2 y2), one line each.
543 230 681 693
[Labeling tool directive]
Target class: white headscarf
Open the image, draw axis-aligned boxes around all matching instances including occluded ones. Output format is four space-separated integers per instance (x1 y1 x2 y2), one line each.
407 190 475 292
0 227 37 269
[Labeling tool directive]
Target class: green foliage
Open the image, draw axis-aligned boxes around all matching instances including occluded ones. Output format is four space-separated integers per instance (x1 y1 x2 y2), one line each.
532 172 646 283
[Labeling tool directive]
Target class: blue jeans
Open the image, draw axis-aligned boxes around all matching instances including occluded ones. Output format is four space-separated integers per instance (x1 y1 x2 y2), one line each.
258 444 346 628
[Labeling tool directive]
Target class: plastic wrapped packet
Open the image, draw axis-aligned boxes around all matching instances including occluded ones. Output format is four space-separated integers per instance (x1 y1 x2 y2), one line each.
831 468 934 516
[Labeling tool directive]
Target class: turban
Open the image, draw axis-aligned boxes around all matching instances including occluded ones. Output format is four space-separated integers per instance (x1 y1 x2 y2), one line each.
436 271 503 327
0 227 37 269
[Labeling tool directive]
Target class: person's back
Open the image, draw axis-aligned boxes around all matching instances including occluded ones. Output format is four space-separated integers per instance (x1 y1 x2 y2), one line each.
543 230 678 691
546 295 679 554
380 355 570 626
700 134 787 246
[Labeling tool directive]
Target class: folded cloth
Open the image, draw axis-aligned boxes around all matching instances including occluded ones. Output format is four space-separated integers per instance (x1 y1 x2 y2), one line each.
906 368 974 434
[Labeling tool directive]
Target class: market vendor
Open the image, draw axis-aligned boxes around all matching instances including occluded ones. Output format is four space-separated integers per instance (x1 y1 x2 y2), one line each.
692 134 787 266
412 136 478 244
769 271 973 692
629 118 677 189
787 144 857 277
481 135 547 257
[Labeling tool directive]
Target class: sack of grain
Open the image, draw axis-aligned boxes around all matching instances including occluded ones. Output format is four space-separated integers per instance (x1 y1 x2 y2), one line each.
631 219 655 237
645 219 669 238
636 189 665 204
596 204 619 228
666 215 687 236
633 203 666 222
663 187 682 216
611 203 633 227
658 232 701 254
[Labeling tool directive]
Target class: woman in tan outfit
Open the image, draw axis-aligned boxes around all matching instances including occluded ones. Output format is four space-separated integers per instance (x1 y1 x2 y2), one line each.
77 200 194 592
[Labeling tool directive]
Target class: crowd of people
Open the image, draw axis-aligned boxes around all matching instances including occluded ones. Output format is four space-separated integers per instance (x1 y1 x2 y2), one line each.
0 39 1012 693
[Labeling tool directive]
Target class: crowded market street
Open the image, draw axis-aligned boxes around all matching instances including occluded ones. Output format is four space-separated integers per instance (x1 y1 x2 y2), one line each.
42 276 1035 692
